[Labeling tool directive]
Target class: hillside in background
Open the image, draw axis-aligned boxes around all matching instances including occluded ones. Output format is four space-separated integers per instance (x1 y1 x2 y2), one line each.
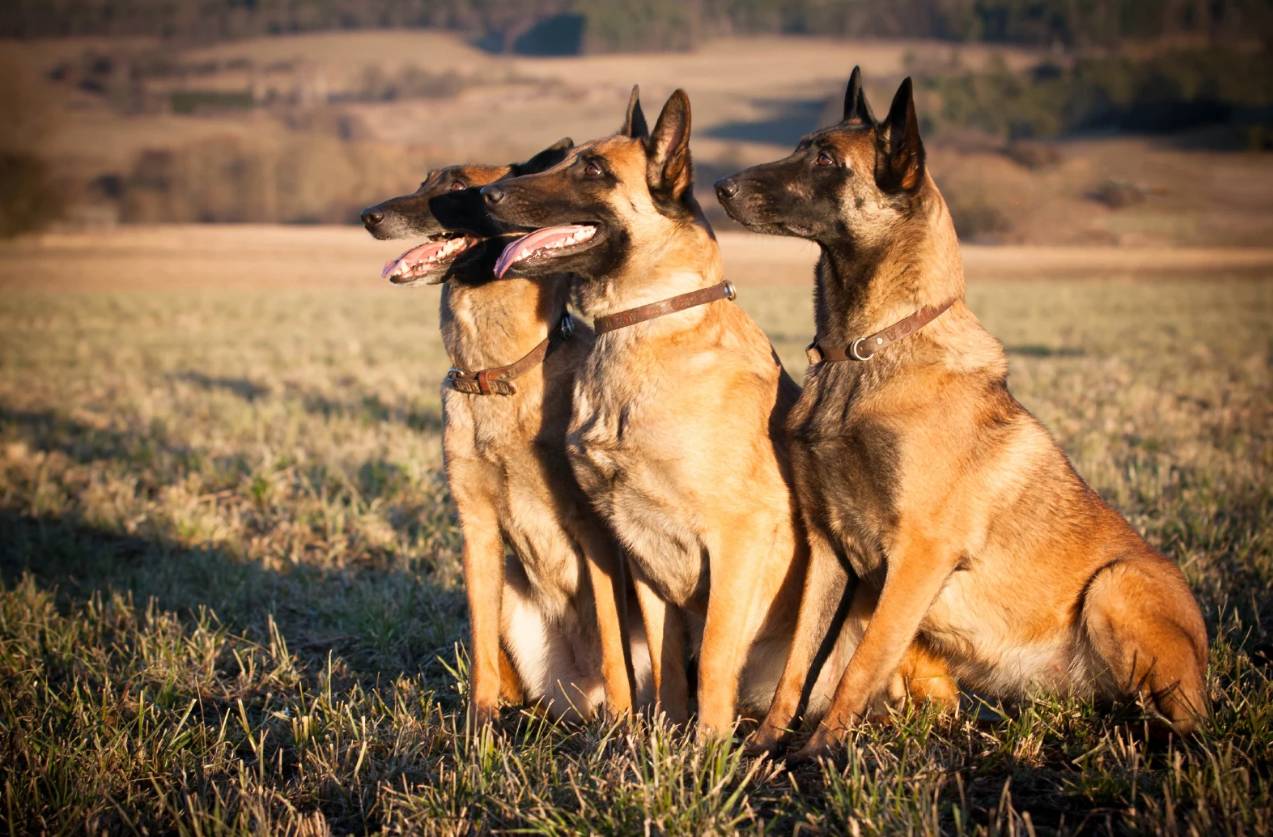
1 21 1270 246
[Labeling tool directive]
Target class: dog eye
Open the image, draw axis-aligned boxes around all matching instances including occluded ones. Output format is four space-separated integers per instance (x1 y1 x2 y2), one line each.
815 150 835 167
449 180 467 191
583 160 603 178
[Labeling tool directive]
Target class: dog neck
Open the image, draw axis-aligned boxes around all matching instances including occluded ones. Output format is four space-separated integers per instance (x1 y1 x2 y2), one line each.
573 209 724 322
439 274 571 373
814 178 966 350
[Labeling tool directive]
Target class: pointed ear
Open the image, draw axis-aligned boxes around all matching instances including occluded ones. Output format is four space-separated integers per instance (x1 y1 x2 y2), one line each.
842 65 875 126
646 89 692 204
513 137 573 175
622 85 649 140
875 77 924 193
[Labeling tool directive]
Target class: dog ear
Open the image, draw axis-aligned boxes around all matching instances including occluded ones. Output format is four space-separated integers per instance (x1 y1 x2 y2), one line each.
646 89 693 204
513 137 574 176
622 85 649 140
875 77 924 193
842 65 875 126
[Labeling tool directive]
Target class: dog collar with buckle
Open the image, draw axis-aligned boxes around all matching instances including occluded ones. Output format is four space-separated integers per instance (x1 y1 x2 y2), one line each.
447 314 575 396
806 299 955 365
593 280 736 336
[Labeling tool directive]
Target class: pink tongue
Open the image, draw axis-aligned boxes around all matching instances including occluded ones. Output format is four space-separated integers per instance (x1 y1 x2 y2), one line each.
494 225 591 278
381 239 451 279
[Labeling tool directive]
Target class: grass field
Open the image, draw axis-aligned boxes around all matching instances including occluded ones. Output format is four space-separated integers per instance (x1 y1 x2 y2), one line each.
1 227 1270 834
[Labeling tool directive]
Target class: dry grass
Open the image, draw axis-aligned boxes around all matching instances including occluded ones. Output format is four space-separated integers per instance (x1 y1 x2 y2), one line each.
0 226 1270 834
6 225 1273 293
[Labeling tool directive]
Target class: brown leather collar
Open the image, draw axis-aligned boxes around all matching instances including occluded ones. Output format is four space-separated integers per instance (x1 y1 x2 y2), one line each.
594 281 736 335
806 299 955 365
447 314 575 396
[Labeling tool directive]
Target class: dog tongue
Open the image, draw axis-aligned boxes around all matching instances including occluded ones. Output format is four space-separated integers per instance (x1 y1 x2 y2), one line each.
381 239 452 279
494 225 592 278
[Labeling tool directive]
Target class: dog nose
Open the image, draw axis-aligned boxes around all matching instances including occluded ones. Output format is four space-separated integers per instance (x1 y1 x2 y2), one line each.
361 209 384 229
482 186 506 207
715 177 740 200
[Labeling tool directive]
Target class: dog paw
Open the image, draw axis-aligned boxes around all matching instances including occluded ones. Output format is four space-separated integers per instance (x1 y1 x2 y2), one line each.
789 724 845 764
466 701 500 734
743 724 788 757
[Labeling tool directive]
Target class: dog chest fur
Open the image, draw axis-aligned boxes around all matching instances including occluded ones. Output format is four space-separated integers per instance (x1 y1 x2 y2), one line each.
443 381 585 616
566 346 713 608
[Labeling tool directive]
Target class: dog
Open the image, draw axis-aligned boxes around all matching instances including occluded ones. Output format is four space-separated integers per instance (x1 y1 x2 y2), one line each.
477 88 949 735
361 140 650 724
715 68 1209 757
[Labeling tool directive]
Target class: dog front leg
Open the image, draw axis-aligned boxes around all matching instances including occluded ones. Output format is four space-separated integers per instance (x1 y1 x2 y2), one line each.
456 489 506 728
632 568 689 723
697 518 786 738
748 529 846 753
796 527 955 759
576 522 636 717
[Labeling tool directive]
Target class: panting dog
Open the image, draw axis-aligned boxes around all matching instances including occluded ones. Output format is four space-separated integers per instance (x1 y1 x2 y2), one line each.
480 88 949 734
361 140 651 724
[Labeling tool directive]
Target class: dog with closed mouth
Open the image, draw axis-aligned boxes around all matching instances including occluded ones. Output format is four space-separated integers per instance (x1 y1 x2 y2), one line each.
361 139 650 724
716 68 1209 758
478 88 948 735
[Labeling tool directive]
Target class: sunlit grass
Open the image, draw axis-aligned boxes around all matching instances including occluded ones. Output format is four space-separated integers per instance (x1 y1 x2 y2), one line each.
1 275 1270 833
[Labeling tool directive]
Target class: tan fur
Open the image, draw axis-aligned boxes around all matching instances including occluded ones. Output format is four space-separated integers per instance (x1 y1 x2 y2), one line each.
433 166 650 725
564 136 809 734
746 126 1208 757
444 270 654 723
502 117 943 734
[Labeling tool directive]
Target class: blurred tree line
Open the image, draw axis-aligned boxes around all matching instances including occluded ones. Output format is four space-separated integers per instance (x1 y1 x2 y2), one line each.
925 47 1273 141
0 55 65 236
4 0 1270 51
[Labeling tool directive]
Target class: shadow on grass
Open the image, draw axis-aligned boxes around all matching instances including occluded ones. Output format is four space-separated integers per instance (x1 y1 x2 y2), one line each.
0 402 441 505
0 404 232 472
174 370 271 401
300 388 444 434
757 707 1149 834
172 369 444 433
0 508 466 693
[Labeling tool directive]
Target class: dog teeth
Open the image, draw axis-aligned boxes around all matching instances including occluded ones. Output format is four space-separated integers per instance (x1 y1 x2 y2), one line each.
384 236 478 281
527 227 595 258
494 225 598 277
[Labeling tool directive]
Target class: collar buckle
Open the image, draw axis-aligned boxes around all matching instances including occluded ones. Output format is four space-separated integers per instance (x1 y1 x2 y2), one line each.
848 337 870 362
